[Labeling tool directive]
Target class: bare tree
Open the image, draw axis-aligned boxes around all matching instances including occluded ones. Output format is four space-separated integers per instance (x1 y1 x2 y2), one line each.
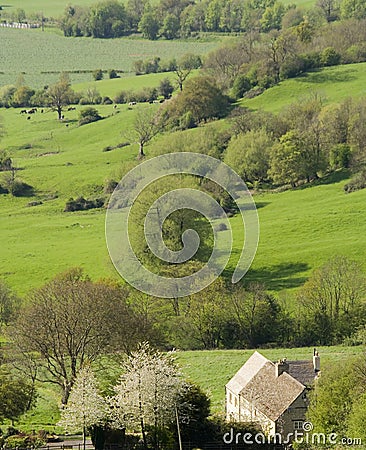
9 268 137 404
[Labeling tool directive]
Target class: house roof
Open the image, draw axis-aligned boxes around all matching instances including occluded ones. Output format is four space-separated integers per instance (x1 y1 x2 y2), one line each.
226 351 268 396
287 360 317 386
240 361 305 421
226 352 318 422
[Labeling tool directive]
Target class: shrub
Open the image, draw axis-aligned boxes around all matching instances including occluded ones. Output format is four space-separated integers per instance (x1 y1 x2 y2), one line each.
321 47 341 66
108 69 119 79
232 75 252 99
114 90 128 104
344 169 366 193
78 107 102 126
92 69 103 81
102 96 113 104
104 179 118 194
64 196 105 212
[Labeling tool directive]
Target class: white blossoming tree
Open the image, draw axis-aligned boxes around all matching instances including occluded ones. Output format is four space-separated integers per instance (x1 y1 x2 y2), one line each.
109 342 186 450
58 366 108 450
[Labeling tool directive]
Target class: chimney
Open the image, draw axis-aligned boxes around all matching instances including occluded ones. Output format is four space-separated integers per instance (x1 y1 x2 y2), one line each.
313 348 320 373
275 358 289 377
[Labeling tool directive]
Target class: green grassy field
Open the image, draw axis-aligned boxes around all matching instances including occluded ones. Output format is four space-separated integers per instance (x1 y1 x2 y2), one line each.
0 27 220 88
241 63 366 113
1 0 315 20
11 344 363 431
74 71 182 99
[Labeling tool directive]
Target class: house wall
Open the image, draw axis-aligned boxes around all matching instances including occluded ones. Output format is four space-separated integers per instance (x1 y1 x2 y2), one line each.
276 390 310 439
226 387 310 442
226 388 275 435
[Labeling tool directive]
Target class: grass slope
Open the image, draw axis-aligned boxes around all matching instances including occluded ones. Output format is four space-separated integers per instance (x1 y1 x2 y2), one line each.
0 99 366 295
241 63 366 113
0 27 220 87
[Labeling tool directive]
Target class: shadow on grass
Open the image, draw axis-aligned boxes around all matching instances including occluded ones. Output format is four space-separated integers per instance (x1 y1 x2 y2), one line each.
295 68 357 84
223 261 310 291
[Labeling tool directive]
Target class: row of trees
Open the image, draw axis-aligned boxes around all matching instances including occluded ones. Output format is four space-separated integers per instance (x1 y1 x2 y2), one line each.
58 0 366 40
203 18 366 93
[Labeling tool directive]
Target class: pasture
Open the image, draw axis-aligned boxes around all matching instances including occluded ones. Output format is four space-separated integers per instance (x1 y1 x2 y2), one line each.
0 0 316 20
0 100 366 296
74 71 183 99
0 27 221 88
241 62 366 113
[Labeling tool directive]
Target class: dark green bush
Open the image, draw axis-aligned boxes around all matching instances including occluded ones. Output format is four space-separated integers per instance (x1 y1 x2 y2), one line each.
64 196 105 212
344 170 366 193
78 107 102 126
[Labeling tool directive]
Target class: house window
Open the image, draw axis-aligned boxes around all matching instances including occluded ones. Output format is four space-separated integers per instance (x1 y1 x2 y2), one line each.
294 421 304 431
234 397 237 407
229 393 232 404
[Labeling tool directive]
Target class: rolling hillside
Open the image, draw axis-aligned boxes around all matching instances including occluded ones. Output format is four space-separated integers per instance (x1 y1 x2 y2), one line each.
240 62 366 113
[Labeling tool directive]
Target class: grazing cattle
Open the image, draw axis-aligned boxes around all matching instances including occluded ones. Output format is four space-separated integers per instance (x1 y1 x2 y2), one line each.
40 109 44 113
128 101 136 106
113 104 117 109
27 116 31 120
67 107 76 111
20 109 27 114
27 108 37 114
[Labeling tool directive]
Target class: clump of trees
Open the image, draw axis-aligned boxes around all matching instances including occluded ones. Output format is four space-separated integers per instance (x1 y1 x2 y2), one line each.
306 352 366 447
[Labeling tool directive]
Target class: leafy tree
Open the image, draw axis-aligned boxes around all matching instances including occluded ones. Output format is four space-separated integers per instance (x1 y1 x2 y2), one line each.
340 0 366 19
161 13 180 39
0 281 20 327
0 372 35 424
269 130 305 186
89 0 128 38
205 0 224 31
166 76 231 127
126 0 148 29
58 366 108 450
12 86 35 107
109 342 186 450
260 1 286 31
224 129 273 184
159 78 174 99
46 73 75 120
139 10 160 40
307 359 356 434
132 107 161 158
9 269 144 404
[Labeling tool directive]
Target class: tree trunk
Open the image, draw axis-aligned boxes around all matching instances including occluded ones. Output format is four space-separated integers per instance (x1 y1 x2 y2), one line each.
138 142 145 159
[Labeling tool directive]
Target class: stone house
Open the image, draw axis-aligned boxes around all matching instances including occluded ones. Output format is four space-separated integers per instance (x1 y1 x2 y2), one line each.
225 350 320 440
